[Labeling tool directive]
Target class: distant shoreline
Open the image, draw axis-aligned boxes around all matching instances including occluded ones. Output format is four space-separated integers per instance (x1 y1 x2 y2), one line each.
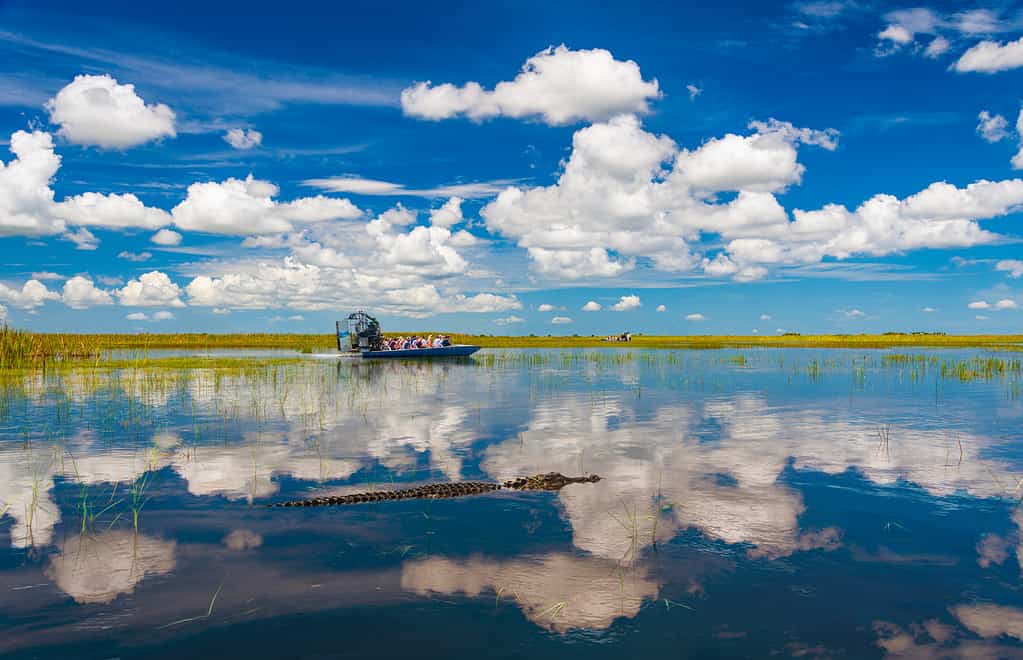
15 332 1023 350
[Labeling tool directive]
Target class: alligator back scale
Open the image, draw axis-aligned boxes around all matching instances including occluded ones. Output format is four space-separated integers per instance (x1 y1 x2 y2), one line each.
269 472 601 508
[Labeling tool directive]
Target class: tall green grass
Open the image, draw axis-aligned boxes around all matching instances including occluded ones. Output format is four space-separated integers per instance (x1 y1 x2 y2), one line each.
0 324 101 368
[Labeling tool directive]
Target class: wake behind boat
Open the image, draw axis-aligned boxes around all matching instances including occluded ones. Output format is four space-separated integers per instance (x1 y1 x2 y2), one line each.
337 311 480 359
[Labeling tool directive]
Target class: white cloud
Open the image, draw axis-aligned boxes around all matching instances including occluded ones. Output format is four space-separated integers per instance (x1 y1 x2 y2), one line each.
760 314 772 320
428 197 464 228
126 312 147 321
841 308 866 318
1 129 177 238
878 24 913 45
537 303 555 312
223 128 262 150
152 310 175 320
581 300 602 311
117 250 152 262
302 177 513 199
62 226 99 250
1012 109 1023 170
0 279 60 309
686 84 702 100
150 228 182 246
609 294 641 311
97 276 123 286
976 314 990 320
551 316 573 324
31 271 64 281
995 299 1018 309
922 306 937 312
0 303 7 321
0 130 65 237
401 45 661 125
968 300 990 309
996 259 1023 278
656 304 666 312
117 271 185 307
172 175 361 235
955 36 1023 73
56 191 170 230
45 74 175 149
686 313 706 321
61 276 113 309
482 113 1012 282
977 111 1009 142
494 315 525 325
924 36 950 58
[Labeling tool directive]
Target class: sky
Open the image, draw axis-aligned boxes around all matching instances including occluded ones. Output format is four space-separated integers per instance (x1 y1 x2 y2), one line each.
1 0 1023 336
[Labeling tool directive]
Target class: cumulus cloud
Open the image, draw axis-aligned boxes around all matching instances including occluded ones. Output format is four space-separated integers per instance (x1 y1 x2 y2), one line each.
968 300 990 309
401 45 661 125
551 316 573 324
0 279 60 309
996 259 1023 278
172 175 361 235
610 294 641 311
1 129 174 238
56 192 170 230
656 304 666 312
760 313 772 320
922 306 937 312
924 36 950 58
977 110 1009 142
686 313 706 321
151 228 182 246
45 74 176 149
480 114 846 279
223 128 262 150
428 197 464 228
493 315 524 325
841 308 866 318
955 36 1023 73
116 271 185 307
686 83 702 100
61 276 113 309
153 310 175 320
183 213 521 318
0 131 65 237
126 312 147 321
581 300 602 311
537 303 555 312
483 112 1011 282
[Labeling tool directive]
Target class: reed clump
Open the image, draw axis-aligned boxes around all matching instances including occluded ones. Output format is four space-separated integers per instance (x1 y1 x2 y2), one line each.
0 324 101 369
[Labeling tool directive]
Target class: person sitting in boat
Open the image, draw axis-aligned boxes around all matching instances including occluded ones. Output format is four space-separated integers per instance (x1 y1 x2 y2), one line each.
441 335 451 347
432 336 443 348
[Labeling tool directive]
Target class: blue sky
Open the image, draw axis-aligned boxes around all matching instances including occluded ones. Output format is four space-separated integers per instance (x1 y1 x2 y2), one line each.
1 0 1022 335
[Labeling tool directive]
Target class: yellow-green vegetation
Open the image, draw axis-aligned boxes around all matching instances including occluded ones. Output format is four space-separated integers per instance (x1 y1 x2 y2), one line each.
3 325 1023 370
0 325 101 369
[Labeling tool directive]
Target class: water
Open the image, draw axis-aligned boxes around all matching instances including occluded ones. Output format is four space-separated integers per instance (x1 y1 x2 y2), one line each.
1 348 1022 658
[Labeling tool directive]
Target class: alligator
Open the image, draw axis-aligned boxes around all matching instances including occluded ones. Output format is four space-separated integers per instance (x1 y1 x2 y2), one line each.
269 472 601 507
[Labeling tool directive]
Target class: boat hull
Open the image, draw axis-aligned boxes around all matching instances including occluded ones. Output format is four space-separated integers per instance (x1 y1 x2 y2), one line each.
359 344 480 359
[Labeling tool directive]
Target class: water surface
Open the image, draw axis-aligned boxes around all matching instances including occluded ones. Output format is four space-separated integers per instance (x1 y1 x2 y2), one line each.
1 348 1022 658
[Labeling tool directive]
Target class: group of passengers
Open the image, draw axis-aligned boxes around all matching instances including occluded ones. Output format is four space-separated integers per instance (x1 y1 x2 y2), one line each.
382 334 452 351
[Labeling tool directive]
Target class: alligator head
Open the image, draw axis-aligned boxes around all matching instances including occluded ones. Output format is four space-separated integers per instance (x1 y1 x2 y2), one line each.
507 472 601 491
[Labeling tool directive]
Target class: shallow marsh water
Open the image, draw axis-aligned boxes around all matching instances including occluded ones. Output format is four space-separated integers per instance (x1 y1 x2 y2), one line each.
1 348 1022 658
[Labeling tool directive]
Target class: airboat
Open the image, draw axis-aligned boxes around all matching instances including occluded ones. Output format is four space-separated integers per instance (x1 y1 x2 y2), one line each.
336 311 480 359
